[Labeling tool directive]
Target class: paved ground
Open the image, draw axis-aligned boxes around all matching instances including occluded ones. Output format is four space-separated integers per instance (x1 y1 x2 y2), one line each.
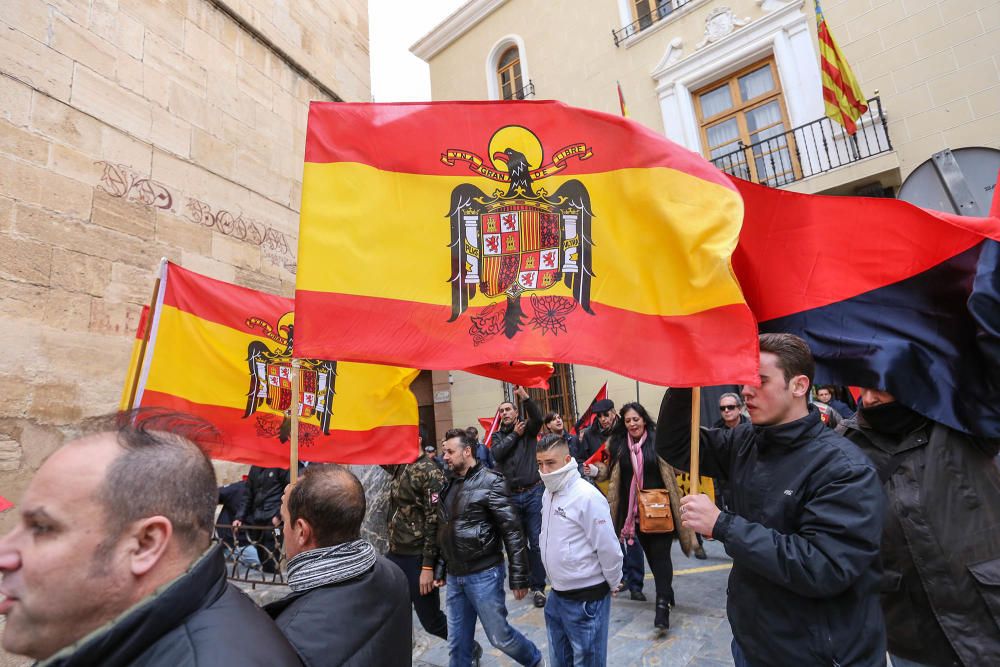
413 539 736 667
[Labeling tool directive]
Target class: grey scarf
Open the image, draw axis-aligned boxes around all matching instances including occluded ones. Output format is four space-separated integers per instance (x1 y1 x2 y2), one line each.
286 539 377 592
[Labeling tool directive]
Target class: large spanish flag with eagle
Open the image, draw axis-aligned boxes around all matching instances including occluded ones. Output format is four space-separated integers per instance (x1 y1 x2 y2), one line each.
130 262 420 466
295 101 759 387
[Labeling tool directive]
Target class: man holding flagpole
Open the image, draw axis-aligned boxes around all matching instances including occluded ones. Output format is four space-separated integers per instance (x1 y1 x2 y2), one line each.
657 334 886 666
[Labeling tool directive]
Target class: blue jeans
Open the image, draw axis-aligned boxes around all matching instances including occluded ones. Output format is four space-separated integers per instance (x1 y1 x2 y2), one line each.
620 540 645 592
510 484 546 591
446 564 541 667
544 592 611 667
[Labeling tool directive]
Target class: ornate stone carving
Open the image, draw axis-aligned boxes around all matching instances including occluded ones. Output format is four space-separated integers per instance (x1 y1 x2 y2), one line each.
695 7 751 49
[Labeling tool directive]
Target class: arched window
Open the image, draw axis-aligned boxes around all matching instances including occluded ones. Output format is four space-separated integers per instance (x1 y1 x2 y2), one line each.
496 46 523 100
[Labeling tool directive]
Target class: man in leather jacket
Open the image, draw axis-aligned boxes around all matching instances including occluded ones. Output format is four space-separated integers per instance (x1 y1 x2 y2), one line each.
233 464 291 572
839 388 1000 667
0 409 298 666
434 428 542 667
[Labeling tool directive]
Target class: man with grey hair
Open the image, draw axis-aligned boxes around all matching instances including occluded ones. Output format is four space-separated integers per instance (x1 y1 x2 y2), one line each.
0 409 299 666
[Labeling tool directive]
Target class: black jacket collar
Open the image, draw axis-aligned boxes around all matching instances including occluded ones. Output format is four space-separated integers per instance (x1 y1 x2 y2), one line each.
40 546 228 667
754 406 826 451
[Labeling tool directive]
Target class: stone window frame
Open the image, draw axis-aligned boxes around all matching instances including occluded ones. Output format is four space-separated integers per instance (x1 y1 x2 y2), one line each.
485 35 531 100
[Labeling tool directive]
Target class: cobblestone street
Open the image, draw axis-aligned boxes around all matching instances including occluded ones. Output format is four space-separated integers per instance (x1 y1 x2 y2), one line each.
414 540 736 667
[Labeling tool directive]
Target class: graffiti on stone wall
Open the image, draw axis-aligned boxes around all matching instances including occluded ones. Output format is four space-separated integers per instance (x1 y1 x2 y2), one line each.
95 162 297 274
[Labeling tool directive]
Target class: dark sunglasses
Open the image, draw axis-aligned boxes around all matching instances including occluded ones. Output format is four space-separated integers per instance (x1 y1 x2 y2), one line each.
720 405 739 411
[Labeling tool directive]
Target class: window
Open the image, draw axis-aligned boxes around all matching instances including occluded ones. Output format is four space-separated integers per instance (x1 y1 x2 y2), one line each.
694 58 799 186
524 364 577 426
632 0 675 29
497 47 523 100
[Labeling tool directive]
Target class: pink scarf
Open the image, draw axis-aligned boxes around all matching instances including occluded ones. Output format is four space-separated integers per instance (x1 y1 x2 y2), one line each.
620 430 646 545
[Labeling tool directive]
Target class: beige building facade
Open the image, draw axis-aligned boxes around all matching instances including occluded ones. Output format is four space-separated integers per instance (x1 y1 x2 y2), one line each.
0 0 370 532
413 0 1000 431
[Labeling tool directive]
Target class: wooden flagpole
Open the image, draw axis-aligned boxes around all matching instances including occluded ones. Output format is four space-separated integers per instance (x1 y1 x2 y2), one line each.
690 387 701 495
289 358 300 483
125 257 167 410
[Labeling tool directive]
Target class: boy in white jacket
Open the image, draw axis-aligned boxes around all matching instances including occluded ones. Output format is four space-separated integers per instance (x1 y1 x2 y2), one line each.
536 434 624 667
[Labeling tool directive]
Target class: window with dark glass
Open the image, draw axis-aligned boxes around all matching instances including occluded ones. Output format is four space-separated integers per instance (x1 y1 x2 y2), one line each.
525 363 577 426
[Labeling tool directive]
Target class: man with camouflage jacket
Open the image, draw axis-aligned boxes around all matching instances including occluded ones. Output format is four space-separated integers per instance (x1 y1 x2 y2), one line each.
383 426 449 640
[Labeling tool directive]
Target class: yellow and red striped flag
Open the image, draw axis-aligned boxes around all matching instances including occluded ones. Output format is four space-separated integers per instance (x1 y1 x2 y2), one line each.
816 0 867 134
131 262 420 466
119 304 151 411
295 101 759 387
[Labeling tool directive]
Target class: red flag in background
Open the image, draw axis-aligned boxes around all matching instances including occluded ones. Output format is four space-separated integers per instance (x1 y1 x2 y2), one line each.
464 362 553 389
481 410 502 448
573 382 608 434
0 495 13 513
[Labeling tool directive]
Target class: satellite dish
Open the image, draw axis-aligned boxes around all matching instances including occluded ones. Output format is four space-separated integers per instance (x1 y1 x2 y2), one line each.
898 147 1000 216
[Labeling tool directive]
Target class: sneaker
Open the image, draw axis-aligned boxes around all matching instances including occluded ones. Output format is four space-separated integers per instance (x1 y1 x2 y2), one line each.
532 590 546 608
629 590 647 602
472 640 483 667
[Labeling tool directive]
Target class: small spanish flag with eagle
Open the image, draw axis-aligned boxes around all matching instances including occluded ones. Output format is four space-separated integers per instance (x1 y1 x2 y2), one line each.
815 0 867 134
294 101 759 387
127 262 421 466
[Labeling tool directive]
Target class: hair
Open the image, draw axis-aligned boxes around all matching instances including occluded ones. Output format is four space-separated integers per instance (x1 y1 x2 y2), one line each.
543 411 561 424
536 433 569 454
287 464 366 548
817 385 835 394
443 427 475 451
609 402 656 464
498 400 515 411
80 408 220 558
719 392 743 406
759 333 815 389
617 402 656 431
464 426 479 441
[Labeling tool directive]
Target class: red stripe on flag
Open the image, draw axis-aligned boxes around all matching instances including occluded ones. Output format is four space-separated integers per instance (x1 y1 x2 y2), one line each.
0 495 13 513
483 409 502 448
141 390 419 466
303 101 737 193
162 263 291 334
294 291 759 387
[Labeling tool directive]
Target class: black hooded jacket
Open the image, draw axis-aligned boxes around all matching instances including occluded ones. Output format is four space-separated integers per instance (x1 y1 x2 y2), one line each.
491 398 543 489
236 465 290 525
840 414 1000 666
37 546 299 667
657 389 886 667
434 462 530 587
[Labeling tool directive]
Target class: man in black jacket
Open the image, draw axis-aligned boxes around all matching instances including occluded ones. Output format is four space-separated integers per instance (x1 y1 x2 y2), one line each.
435 428 542 667
839 388 1000 667
657 334 886 667
233 464 290 573
490 386 547 606
0 409 299 666
266 464 411 666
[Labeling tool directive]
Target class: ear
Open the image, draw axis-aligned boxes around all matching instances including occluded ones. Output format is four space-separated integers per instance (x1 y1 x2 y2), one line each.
564 453 573 465
790 375 811 399
128 516 173 577
294 517 313 550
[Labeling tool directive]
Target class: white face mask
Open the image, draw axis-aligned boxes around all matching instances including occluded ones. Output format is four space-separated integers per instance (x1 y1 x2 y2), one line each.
539 458 579 494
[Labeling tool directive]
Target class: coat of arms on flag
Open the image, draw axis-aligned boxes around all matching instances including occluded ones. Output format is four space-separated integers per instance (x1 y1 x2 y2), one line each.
244 312 337 442
444 125 595 344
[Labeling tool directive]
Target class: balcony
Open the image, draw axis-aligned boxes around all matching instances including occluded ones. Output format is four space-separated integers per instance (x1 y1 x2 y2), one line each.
710 97 892 189
613 0 696 46
503 79 535 100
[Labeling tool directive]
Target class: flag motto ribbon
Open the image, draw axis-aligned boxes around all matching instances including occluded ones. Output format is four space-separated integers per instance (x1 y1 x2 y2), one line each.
295 101 758 387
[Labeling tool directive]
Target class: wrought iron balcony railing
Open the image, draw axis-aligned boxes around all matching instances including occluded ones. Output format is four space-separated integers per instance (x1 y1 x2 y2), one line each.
216 523 287 585
710 96 892 189
503 79 535 100
613 0 695 46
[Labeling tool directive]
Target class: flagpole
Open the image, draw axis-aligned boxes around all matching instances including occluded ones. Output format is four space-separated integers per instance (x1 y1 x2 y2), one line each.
289 358 300 484
690 387 701 495
125 257 167 410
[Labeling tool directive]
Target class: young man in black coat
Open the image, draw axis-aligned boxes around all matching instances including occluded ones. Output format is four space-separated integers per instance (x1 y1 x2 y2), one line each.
658 334 886 667
0 410 299 666
266 464 411 667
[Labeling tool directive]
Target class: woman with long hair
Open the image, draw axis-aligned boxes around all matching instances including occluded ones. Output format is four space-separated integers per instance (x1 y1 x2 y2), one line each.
596 402 695 630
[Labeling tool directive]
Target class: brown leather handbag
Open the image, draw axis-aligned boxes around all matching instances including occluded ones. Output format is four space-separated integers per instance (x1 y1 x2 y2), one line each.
637 489 674 533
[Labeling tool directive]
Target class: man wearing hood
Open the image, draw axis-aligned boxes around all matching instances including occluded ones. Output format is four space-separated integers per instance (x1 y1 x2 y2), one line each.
838 389 1000 667
537 434 622 666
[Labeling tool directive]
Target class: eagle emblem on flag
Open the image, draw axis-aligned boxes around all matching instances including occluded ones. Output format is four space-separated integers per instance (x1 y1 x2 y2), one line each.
442 125 596 343
243 312 337 443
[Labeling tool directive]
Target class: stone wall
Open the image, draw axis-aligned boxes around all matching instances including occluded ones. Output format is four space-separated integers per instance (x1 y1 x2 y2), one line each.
0 0 369 532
